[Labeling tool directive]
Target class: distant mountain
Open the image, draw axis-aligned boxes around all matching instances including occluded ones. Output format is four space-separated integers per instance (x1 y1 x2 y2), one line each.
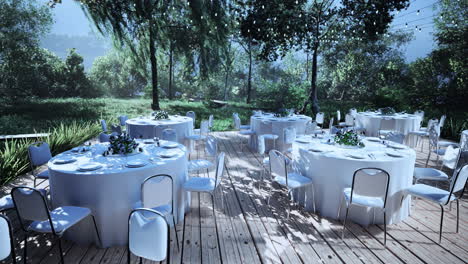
40 33 110 70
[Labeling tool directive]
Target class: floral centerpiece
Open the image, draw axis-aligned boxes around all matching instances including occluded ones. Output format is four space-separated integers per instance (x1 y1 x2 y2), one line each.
379 107 396 115
274 108 290 118
334 130 365 148
108 133 139 155
152 110 169 120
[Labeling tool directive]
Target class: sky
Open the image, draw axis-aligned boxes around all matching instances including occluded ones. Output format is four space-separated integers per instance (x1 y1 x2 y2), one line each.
42 0 439 63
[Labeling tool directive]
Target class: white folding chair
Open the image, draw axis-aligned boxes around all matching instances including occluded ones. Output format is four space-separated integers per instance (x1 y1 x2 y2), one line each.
28 141 52 187
233 114 250 130
186 120 209 156
283 127 296 154
426 125 446 167
349 108 358 117
134 174 179 251
0 215 16 264
315 112 325 131
162 128 178 142
403 164 468 243
186 111 196 126
184 152 226 211
339 168 390 246
268 150 314 219
235 116 255 150
414 145 460 184
208 114 214 132
100 119 107 133
378 117 396 137
329 117 338 135
188 135 217 174
258 121 279 150
385 131 405 144
127 208 169 263
257 135 270 191
118 115 128 126
11 187 101 263
337 110 346 126
409 118 438 151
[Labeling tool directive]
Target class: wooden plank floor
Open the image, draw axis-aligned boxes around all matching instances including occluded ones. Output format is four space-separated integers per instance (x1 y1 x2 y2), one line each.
1 131 467 264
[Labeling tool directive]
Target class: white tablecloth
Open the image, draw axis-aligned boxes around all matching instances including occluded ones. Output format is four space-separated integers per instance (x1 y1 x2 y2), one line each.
250 114 312 152
355 112 421 137
48 141 189 247
291 135 416 225
126 115 193 144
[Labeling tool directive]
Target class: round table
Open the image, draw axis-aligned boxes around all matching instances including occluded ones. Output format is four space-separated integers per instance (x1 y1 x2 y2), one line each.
291 135 416 226
126 115 193 144
250 113 312 152
355 112 421 137
48 141 189 247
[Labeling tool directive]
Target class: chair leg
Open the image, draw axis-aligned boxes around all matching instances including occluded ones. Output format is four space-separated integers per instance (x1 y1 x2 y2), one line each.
91 215 102 247
57 238 64 264
139 257 143 264
23 233 28 264
383 211 387 246
311 185 316 214
342 206 350 239
337 195 343 219
439 204 444 244
456 199 459 233
287 190 291 220
172 216 180 251
167 223 171 264
127 249 130 264
425 151 431 167
267 183 273 206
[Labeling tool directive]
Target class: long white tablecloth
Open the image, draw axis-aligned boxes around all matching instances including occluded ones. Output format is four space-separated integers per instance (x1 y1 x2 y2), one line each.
355 112 421 137
250 114 312 152
126 115 193 144
291 135 416 225
48 141 189 247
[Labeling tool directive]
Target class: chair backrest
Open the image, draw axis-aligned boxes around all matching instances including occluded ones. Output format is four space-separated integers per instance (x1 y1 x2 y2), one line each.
385 132 405 144
128 209 168 262
283 127 296 144
0 215 14 262
329 117 334 129
269 150 287 179
141 174 173 211
99 132 111 143
259 121 272 134
233 115 241 130
28 141 52 167
315 112 324 124
205 135 217 157
442 145 460 170
161 128 178 142
428 125 440 148
100 120 107 132
200 120 210 135
414 110 424 119
111 125 122 134
427 118 438 129
257 135 266 155
350 168 390 208
439 115 446 129
305 121 317 134
336 110 341 121
11 187 51 229
345 114 354 126
119 115 128 126
186 111 196 124
208 114 214 128
349 108 357 117
214 152 226 188
379 117 396 131
447 164 468 203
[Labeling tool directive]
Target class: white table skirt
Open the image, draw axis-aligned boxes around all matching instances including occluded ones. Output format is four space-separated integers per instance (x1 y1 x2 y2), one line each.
249 114 312 152
48 142 189 247
291 136 416 226
355 112 421 137
126 115 193 144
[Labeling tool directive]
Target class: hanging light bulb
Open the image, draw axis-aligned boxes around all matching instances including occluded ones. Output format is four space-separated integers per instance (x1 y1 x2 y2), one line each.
262 5 265 9
201 16 204 19
258 28 260 32
215 13 217 17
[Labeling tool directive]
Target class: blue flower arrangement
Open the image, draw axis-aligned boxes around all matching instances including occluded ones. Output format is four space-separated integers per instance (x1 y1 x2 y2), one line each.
108 133 139 155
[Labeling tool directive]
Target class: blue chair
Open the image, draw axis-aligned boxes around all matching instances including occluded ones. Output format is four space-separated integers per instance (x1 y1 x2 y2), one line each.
100 119 107 133
28 141 52 187
0 215 16 264
0 195 14 213
402 164 468 243
162 128 178 142
339 168 390 246
127 208 169 264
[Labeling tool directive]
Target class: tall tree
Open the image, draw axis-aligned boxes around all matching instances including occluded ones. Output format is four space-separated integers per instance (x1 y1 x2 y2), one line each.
237 0 410 114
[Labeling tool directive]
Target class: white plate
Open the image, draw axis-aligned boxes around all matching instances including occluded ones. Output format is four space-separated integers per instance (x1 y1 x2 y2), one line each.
295 138 311 143
72 146 90 153
347 153 366 159
308 147 324 153
78 163 102 171
366 137 381 142
157 151 178 158
54 157 77 164
161 142 179 148
126 159 147 168
143 139 154 144
386 150 404 157
388 143 407 150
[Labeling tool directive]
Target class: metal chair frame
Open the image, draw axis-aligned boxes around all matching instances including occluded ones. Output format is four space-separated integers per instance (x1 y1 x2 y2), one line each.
27 141 51 188
0 214 16 264
11 187 102 264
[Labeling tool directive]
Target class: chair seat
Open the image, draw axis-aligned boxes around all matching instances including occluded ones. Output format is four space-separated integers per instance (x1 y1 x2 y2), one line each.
0 195 14 211
239 130 255 135
433 148 446 156
186 134 206 141
274 172 313 189
414 167 449 181
438 141 459 148
262 134 279 140
29 206 91 233
408 131 428 136
404 184 455 204
134 201 172 217
37 169 50 179
262 157 270 165
379 130 393 136
240 125 251 129
189 159 214 171
343 188 384 208
183 177 216 193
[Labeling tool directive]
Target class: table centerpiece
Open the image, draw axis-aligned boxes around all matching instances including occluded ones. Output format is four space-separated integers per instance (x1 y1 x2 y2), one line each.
379 107 396 115
273 108 291 118
152 110 169 120
107 133 139 155
334 130 365 149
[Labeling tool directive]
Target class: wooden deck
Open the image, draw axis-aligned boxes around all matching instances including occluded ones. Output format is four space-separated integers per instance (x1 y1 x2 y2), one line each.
1 131 467 264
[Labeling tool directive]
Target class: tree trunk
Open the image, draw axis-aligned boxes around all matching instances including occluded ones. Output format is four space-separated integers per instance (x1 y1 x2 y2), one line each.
223 69 229 101
168 41 173 100
149 25 159 110
246 42 252 104
300 44 319 114
306 53 309 81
